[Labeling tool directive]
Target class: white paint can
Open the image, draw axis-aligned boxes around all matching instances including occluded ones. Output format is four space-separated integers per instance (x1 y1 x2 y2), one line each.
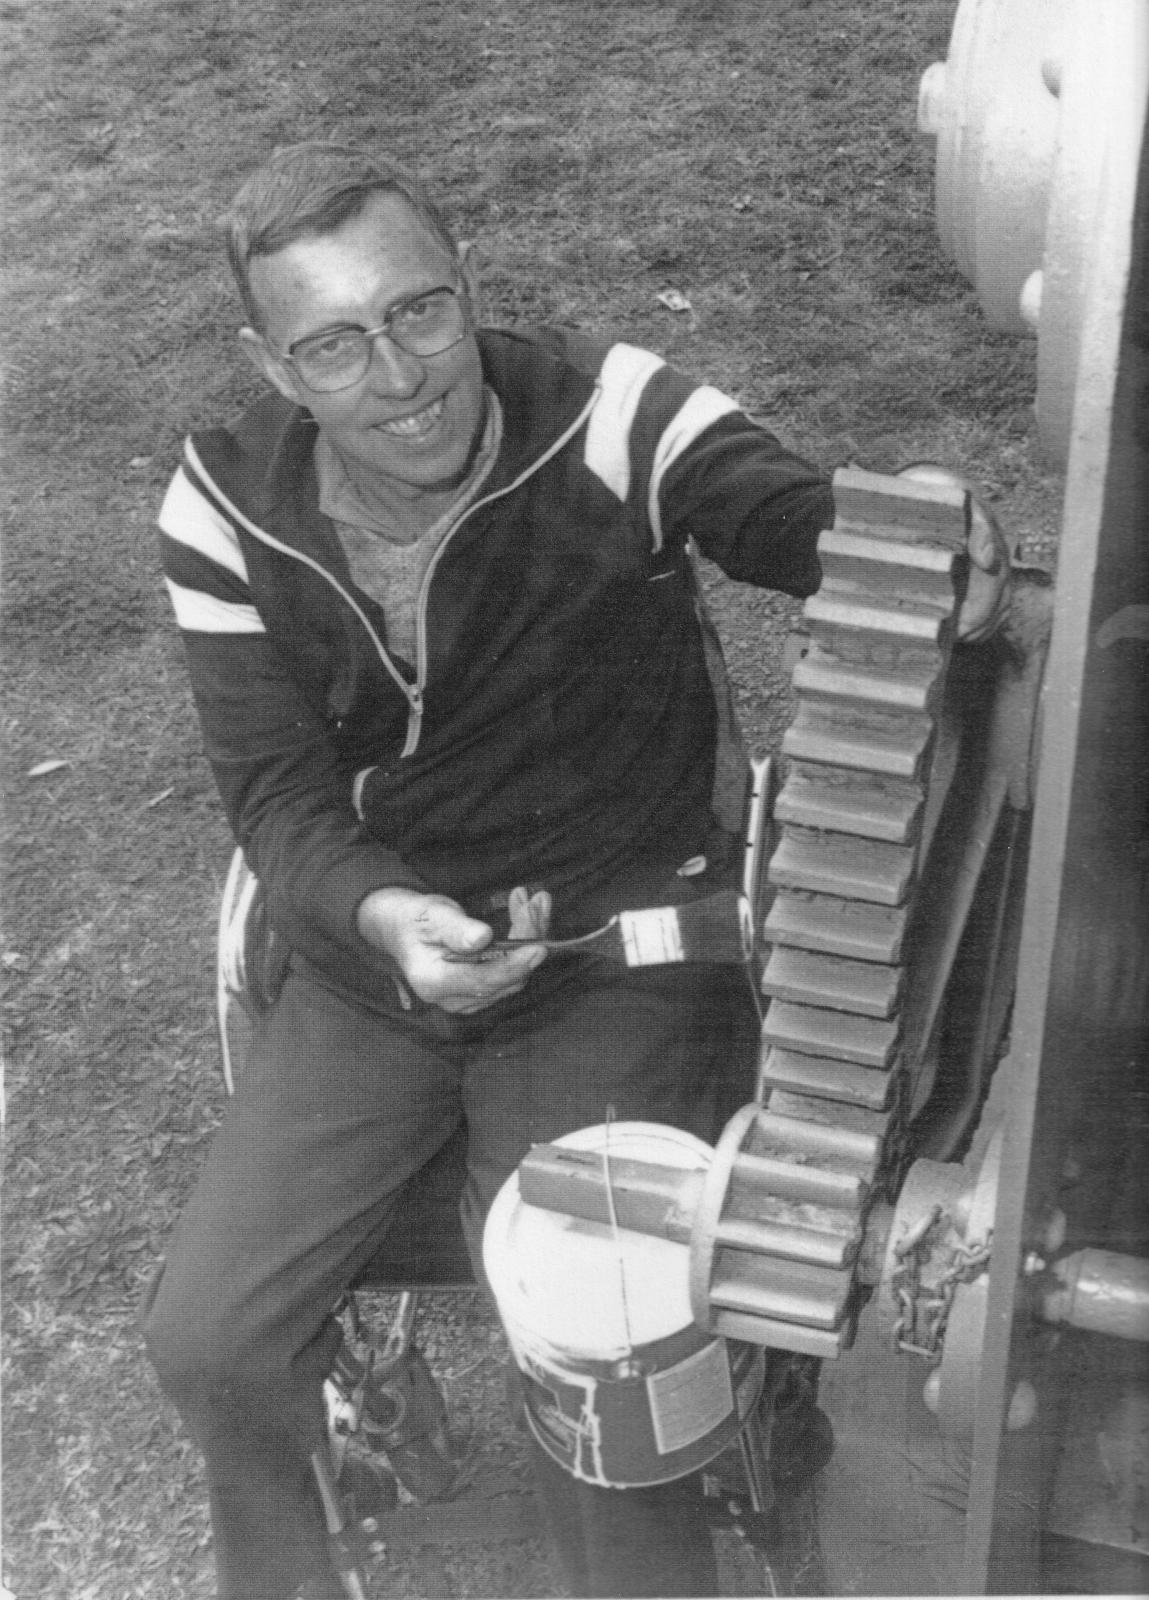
484 1122 765 1487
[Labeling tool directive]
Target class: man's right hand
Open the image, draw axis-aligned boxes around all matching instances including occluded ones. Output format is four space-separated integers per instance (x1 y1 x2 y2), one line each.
356 887 547 1014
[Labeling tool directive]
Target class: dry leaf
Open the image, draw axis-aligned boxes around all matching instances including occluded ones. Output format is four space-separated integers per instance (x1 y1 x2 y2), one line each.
656 289 693 313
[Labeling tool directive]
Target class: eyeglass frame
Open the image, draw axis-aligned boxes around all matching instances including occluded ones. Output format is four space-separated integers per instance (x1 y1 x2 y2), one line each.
273 283 471 394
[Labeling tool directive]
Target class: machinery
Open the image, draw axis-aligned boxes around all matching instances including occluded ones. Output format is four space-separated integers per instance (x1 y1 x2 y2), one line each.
518 0 1149 1590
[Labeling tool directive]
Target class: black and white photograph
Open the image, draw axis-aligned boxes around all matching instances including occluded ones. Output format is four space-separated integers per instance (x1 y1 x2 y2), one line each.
3 1 1146 1597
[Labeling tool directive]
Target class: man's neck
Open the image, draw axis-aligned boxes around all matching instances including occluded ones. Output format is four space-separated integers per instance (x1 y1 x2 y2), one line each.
338 464 464 544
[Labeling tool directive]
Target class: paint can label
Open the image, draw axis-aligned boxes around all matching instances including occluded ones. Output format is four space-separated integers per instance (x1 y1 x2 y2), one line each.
512 1330 763 1488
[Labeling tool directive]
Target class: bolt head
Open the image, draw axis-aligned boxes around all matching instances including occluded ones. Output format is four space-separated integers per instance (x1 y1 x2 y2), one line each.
1020 270 1044 331
922 1367 943 1414
1007 1380 1038 1431
917 62 949 135
1042 1208 1067 1255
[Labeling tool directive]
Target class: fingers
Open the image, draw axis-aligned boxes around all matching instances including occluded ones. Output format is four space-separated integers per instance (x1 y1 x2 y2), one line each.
438 886 552 1011
357 885 551 1012
507 886 553 940
968 497 1007 573
435 942 544 1012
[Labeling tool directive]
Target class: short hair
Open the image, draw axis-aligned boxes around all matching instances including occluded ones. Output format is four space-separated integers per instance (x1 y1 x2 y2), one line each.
224 142 459 329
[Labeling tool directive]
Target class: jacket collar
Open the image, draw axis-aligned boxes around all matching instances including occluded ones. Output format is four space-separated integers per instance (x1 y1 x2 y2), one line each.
202 325 601 561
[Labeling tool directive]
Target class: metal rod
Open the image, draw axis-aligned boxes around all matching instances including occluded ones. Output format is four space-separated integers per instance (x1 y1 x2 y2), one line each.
517 1145 701 1239
737 1401 773 1515
1040 1249 1149 1342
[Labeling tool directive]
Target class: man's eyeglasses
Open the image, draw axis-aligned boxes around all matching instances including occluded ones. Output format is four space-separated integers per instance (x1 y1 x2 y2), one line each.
282 286 468 393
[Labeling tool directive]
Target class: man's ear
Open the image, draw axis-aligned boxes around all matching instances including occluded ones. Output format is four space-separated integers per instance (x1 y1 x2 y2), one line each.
239 326 299 403
456 240 484 320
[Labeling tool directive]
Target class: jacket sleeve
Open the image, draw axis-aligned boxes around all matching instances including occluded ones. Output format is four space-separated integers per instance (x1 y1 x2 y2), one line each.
158 455 428 996
658 407 835 594
585 343 834 592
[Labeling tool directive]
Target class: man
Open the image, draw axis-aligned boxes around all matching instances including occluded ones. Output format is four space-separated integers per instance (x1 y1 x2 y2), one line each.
143 141 1008 1599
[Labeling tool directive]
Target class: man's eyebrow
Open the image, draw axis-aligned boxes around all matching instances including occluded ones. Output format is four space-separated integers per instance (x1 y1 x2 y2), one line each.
290 319 365 347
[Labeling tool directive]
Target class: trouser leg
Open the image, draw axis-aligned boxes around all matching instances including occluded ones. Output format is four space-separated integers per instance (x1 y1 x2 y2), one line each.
463 962 758 1599
141 969 462 1600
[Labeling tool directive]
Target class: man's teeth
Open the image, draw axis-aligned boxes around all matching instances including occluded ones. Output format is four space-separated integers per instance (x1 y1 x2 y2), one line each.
380 397 445 437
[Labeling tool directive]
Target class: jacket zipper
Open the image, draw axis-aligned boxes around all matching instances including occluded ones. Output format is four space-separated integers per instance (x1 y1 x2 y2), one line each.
407 391 598 755
188 387 599 760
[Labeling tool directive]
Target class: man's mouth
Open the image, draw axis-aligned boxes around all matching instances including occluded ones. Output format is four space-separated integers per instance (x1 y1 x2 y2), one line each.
377 396 446 438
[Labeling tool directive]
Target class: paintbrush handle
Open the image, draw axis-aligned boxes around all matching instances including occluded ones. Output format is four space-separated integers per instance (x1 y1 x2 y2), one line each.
445 890 753 967
443 923 623 964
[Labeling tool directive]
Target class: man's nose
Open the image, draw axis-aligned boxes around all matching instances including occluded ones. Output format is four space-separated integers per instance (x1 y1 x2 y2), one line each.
364 331 425 396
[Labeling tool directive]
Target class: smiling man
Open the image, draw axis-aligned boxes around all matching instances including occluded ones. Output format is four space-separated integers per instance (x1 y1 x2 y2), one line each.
240 191 489 514
143 142 1009 1600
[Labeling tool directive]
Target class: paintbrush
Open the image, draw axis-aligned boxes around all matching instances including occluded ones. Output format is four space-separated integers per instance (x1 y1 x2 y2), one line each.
446 888 754 967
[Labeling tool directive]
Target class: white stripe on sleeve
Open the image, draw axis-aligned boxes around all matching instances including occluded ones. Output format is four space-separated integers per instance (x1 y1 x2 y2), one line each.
647 386 741 551
582 344 666 503
164 578 266 634
159 469 250 583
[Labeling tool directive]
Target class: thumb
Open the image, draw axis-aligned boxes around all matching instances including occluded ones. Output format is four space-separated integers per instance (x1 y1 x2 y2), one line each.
422 896 490 953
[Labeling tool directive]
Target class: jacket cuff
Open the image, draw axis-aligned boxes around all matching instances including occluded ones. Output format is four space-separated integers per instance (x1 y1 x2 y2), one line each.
312 849 431 952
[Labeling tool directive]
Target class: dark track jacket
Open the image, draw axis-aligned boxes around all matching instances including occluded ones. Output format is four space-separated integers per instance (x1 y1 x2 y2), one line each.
159 325 834 1006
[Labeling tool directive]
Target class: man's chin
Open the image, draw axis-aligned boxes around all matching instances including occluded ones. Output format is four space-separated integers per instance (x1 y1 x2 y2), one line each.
382 417 486 497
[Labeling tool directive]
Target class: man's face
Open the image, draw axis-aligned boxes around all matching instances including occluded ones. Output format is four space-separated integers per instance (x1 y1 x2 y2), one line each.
243 191 486 500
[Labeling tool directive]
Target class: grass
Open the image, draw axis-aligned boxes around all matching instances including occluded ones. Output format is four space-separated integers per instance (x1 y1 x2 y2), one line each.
1 0 1064 1595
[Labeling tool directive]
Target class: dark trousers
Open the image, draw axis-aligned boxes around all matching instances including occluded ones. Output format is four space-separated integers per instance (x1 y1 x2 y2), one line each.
142 956 755 1599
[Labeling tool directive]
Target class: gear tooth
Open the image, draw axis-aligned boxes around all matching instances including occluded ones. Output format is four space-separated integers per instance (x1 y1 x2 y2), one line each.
817 526 963 609
759 1046 898 1110
775 767 924 843
792 650 944 713
805 592 951 649
709 1252 855 1332
766 1090 895 1146
763 946 903 1018
764 892 907 962
783 706 935 779
768 828 917 904
762 1002 901 1068
828 465 969 549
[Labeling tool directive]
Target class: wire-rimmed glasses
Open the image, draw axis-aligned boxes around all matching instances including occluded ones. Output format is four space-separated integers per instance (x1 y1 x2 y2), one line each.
282 286 468 393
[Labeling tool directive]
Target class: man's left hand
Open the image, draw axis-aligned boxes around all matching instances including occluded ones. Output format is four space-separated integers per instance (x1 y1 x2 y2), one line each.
896 464 1011 643
957 495 1012 642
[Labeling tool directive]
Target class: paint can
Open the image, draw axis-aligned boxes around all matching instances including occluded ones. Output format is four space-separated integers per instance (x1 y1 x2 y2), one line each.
483 1122 765 1488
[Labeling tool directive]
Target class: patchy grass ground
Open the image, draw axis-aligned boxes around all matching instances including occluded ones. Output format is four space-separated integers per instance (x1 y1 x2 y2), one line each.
1 0 1063 1595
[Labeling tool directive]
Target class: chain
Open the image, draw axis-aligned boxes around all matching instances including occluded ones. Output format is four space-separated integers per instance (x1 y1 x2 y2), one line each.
890 1210 993 1357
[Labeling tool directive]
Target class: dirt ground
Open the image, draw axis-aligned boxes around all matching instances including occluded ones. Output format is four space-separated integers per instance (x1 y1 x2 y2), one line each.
1 1 1066 1595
